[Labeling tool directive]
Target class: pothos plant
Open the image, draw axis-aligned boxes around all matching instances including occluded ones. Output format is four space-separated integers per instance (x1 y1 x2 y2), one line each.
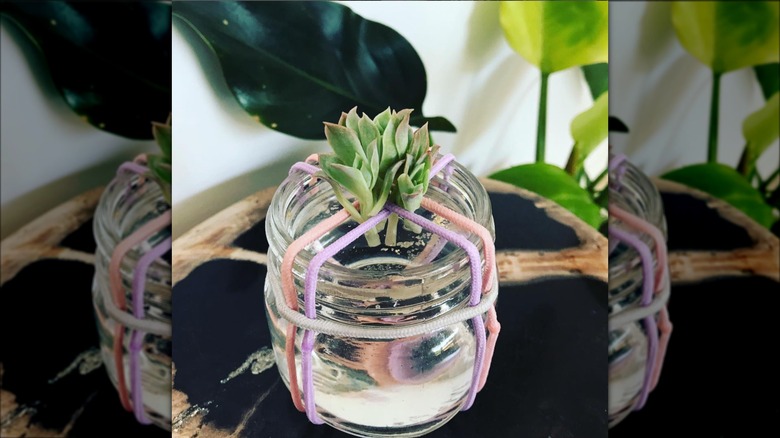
660 2 779 233
489 1 610 230
318 107 436 247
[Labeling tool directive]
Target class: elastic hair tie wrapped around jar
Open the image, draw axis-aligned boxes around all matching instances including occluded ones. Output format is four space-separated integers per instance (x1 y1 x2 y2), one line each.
608 153 672 427
266 153 500 435
93 154 172 428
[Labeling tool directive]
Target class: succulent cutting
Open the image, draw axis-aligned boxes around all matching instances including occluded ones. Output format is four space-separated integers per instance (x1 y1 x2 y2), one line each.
147 115 172 205
317 107 439 247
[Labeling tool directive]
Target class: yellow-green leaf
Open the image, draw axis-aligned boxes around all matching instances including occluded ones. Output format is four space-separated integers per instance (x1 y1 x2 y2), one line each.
499 1 608 73
662 163 776 228
568 92 608 175
490 163 604 229
671 2 780 73
742 92 779 171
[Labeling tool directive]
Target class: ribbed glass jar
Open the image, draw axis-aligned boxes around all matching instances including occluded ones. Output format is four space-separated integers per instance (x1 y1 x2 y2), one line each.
92 168 172 429
264 160 496 437
608 157 668 427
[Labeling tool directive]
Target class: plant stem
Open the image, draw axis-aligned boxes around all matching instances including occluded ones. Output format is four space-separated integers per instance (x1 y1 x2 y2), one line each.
536 71 550 163
588 168 609 193
364 226 380 247
736 144 750 176
385 213 399 247
760 168 780 194
403 218 422 234
707 71 722 163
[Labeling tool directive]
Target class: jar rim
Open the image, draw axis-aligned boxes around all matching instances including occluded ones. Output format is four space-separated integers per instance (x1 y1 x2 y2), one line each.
267 158 493 284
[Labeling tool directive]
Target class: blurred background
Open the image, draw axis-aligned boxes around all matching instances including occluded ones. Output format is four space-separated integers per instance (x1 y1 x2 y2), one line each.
610 2 778 178
0 25 154 239
171 1 608 237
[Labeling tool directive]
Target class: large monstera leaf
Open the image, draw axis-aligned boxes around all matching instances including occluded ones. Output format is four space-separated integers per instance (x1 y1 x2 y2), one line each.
173 1 454 140
1 1 171 139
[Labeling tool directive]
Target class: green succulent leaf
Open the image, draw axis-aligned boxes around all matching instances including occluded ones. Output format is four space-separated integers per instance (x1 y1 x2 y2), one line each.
395 114 411 156
397 174 416 195
500 1 608 74
374 107 392 133
146 154 171 205
400 189 424 212
490 163 604 229
662 163 776 228
671 2 780 73
344 107 361 134
320 107 436 234
317 173 362 222
358 114 380 150
365 140 380 184
152 119 172 159
367 161 404 217
566 92 609 175
173 1 454 139
323 163 372 208
145 116 173 205
1 1 171 139
410 161 426 182
324 122 365 165
411 124 429 157
317 153 343 171
739 92 779 175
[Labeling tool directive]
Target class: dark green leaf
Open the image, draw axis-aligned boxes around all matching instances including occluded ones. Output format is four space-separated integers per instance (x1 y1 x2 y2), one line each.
662 163 776 228
582 63 608 99
490 163 603 228
609 116 629 133
1 1 171 139
410 116 456 132
173 1 454 140
754 63 779 100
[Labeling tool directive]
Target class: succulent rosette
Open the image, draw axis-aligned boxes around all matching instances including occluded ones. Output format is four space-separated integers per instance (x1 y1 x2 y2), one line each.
317 107 439 246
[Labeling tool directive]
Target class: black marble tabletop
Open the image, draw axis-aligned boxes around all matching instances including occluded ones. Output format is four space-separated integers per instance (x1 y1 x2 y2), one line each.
0 218 170 438
172 183 609 437
610 189 780 436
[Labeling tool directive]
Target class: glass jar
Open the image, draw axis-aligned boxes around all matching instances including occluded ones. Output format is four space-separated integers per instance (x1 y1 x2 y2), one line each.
608 154 671 427
92 161 172 429
264 158 497 437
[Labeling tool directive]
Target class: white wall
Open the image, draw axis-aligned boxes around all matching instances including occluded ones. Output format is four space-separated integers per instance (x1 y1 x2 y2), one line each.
171 1 606 238
610 2 779 176
0 23 155 239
